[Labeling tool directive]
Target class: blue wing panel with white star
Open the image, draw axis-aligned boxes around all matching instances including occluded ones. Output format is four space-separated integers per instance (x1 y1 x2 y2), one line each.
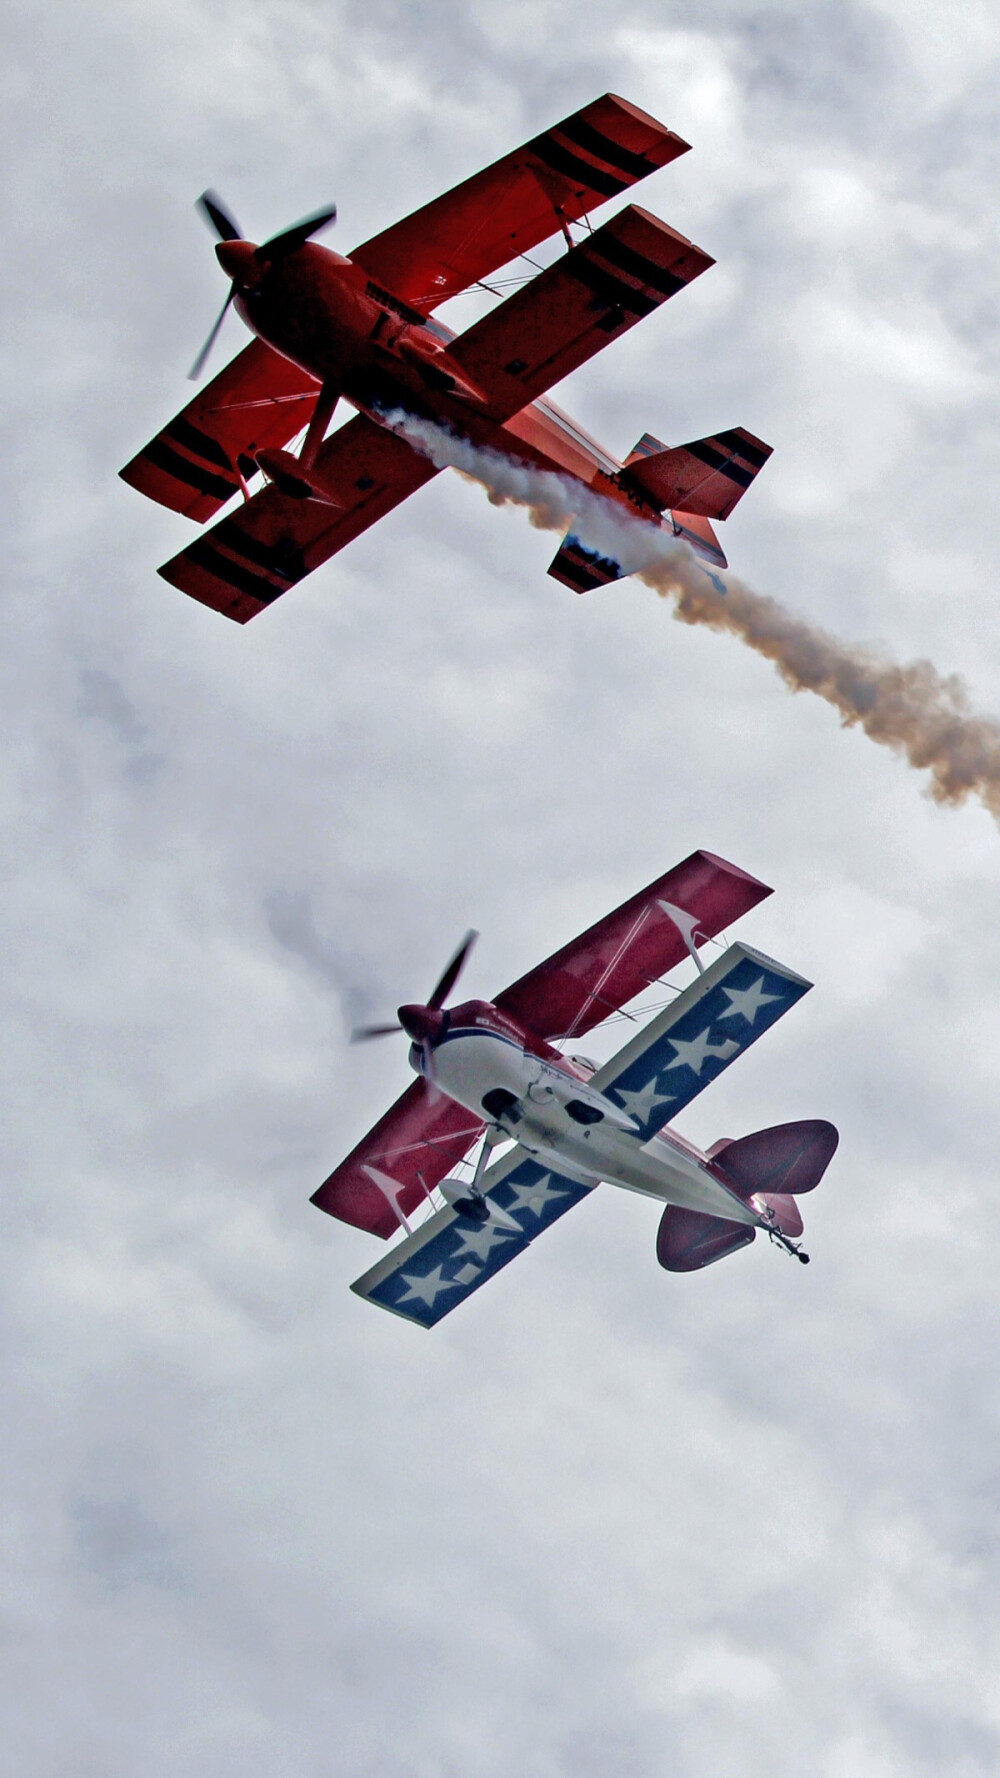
592 942 811 1142
351 1160 595 1328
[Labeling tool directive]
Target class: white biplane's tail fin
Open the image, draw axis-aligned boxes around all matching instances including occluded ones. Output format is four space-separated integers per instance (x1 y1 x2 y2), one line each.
657 1119 839 1269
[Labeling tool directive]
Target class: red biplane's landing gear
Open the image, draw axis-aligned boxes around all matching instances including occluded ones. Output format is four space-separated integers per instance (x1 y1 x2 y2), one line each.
256 377 343 502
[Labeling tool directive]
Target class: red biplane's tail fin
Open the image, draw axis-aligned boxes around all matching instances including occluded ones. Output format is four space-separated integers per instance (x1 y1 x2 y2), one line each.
709 1119 839 1200
656 1205 756 1272
621 425 772 522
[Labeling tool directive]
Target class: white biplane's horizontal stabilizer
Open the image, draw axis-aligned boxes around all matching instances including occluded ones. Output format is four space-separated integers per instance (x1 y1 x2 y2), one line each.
591 941 812 1143
351 1151 596 1328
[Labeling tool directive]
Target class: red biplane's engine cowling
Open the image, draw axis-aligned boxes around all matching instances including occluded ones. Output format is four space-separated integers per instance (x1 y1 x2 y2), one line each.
657 1206 756 1273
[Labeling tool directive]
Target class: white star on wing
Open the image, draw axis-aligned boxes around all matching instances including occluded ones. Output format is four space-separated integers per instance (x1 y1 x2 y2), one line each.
394 1264 460 1310
717 975 781 1026
504 1172 576 1223
451 1220 521 1266
612 1077 675 1125
664 1026 741 1075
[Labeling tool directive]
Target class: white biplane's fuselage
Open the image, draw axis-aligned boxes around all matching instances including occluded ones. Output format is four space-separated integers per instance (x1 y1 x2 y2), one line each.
413 1015 759 1228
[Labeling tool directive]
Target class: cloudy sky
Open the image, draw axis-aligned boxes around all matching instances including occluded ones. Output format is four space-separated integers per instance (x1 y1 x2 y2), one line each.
5 0 1000 1771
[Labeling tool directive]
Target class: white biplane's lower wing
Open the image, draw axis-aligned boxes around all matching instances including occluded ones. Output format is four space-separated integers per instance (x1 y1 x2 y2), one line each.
592 941 812 1141
351 1148 595 1329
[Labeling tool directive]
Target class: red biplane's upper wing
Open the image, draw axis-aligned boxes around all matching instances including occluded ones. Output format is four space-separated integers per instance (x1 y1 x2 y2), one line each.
120 341 320 523
448 205 713 420
157 413 438 622
311 1079 485 1239
352 94 689 312
495 851 772 1042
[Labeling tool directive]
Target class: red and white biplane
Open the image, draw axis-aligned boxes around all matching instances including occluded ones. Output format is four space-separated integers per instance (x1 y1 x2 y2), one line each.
120 95 772 622
317 851 838 1328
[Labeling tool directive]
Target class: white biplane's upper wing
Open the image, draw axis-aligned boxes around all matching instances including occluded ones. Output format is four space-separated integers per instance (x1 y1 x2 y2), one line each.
591 942 812 1143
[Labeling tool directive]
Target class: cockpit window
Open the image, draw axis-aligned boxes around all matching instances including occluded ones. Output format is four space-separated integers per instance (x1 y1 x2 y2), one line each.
566 1099 604 1125
482 1087 519 1119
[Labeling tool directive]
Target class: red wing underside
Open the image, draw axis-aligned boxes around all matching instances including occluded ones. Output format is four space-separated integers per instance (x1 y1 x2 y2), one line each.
449 205 713 420
312 1080 485 1239
157 414 438 622
120 341 320 521
352 93 689 312
495 850 772 1042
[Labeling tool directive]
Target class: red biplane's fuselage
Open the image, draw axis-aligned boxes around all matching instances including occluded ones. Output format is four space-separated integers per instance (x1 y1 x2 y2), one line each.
231 240 623 489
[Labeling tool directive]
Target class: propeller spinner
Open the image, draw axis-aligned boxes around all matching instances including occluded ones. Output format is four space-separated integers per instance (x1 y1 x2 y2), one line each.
188 189 338 380
351 931 479 1084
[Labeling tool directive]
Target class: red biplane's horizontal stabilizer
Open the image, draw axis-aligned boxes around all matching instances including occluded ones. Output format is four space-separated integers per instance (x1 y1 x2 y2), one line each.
352 93 690 313
449 205 714 421
621 426 772 521
547 531 625 594
120 342 320 523
157 414 438 622
656 1205 756 1272
710 1120 839 1198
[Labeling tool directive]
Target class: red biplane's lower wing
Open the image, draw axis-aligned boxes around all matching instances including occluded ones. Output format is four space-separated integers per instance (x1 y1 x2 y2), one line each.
621 427 773 521
352 93 689 313
495 849 772 1042
119 342 320 523
311 1079 484 1240
157 414 439 622
449 205 713 420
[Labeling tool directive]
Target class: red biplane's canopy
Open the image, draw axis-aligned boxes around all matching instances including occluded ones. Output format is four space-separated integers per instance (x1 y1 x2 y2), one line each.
312 851 771 1238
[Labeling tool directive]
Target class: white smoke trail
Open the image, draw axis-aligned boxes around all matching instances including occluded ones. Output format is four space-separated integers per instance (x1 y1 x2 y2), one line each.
387 410 1000 821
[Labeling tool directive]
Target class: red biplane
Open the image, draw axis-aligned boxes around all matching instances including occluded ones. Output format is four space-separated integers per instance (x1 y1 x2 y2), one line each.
120 95 772 623
317 851 837 1328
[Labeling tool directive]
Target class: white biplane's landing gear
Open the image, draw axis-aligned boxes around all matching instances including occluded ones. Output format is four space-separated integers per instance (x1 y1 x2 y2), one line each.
439 1126 520 1230
761 1213 810 1265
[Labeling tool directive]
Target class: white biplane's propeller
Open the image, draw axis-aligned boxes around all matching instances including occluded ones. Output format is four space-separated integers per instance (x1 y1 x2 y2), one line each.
188 189 338 380
351 930 479 1087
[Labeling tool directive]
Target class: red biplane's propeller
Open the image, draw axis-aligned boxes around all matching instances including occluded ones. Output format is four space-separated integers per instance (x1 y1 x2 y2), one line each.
188 189 338 380
351 930 479 1085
